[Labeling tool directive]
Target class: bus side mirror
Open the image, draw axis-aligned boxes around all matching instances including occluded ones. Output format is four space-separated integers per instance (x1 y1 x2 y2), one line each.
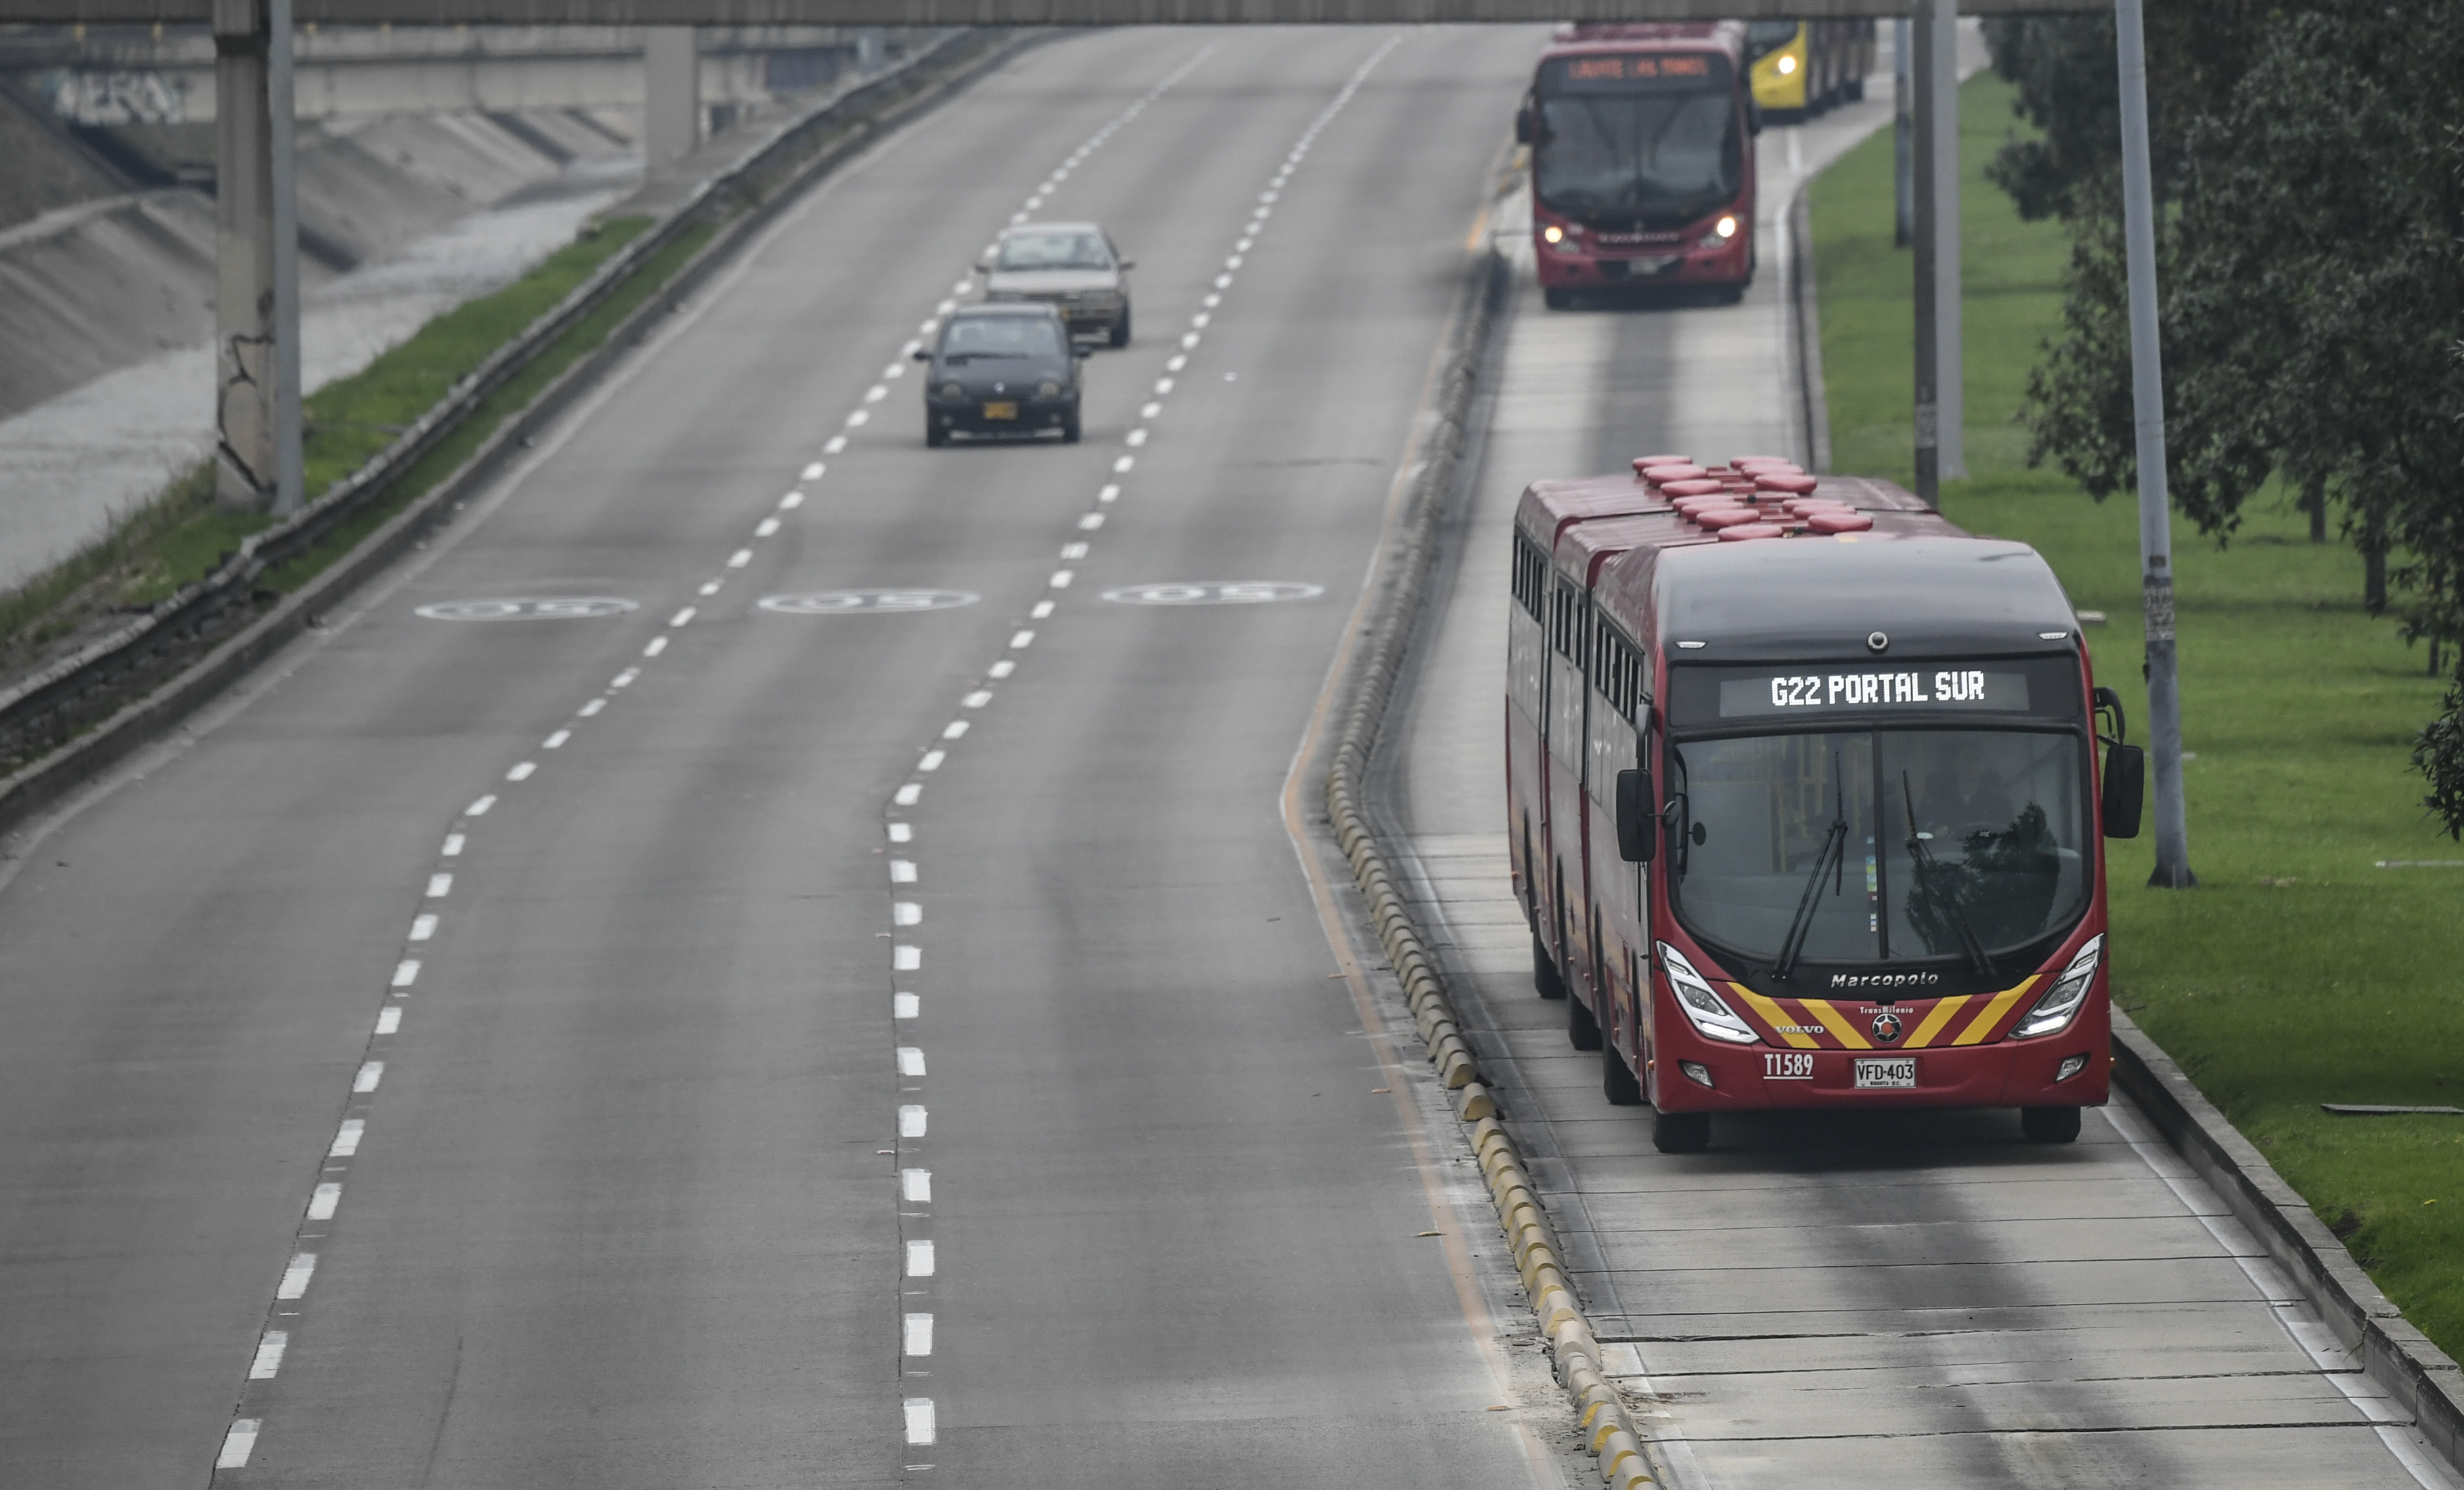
2102 744 2145 839
1515 104 1533 145
1616 769 1654 862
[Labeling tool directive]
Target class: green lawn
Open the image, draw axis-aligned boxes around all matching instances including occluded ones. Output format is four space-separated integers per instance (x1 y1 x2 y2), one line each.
1811 73 2464 1360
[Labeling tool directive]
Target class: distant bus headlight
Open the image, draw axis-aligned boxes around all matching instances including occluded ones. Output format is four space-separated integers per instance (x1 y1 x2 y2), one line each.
1542 223 1565 244
2015 934 2103 1039
1777 53 1798 75
1699 216 1740 250
1658 943 1760 1045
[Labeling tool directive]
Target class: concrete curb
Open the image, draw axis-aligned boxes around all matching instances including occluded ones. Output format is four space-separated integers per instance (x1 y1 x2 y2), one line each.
1320 246 1666 1488
2109 1012 2464 1472
0 26 1031 845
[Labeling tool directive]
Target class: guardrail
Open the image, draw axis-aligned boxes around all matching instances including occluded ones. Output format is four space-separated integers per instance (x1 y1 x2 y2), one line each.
0 23 1022 838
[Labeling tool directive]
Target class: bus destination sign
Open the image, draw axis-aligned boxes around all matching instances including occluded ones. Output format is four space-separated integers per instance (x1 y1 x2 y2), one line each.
1718 668 2030 719
1540 52 1730 94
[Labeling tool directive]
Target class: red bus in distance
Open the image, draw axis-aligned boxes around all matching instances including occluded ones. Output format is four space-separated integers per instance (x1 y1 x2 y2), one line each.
1505 463 2147 1152
1515 23 1760 308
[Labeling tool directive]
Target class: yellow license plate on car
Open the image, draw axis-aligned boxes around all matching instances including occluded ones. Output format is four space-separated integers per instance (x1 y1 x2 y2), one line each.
983 401 1018 420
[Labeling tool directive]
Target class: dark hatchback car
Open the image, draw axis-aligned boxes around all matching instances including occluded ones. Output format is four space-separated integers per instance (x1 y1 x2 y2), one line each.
914 302 1085 446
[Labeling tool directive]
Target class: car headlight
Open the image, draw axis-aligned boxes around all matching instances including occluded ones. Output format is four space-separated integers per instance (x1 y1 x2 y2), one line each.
2014 934 2103 1039
1037 380 1060 397
1657 943 1760 1045
939 382 963 399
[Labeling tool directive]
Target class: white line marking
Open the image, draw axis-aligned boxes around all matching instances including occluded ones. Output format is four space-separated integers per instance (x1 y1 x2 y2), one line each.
1191 312 1211 328
901 1168 931 1202
895 945 922 971
543 729 570 749
727 549 753 568
642 636 667 658
1236 238 1253 251
465 795 495 816
1153 378 1173 395
891 859 918 882
353 1061 383 1093
1214 275 1232 290
1010 630 1034 649
825 435 847 454
249 1332 287 1380
390 960 420 989
920 318 940 336
1179 334 1199 351
898 1046 926 1076
866 385 889 403
1050 570 1074 588
330 1120 363 1156
1060 542 1089 560
755 518 781 538
1226 254 1244 269
579 698 606 717
428 873 453 898
308 1182 341 1219
896 784 922 806
506 761 536 782
801 463 824 480
951 278 972 294
962 690 992 709
1202 293 1221 309
903 1399 936 1446
884 363 906 380
217 1421 261 1469
375 1007 401 1035
1125 428 1148 447
1078 512 1103 530
941 721 968 740
907 1240 935 1276
1029 601 1054 619
611 667 640 687
987 660 1015 679
783 488 808 507
905 1313 934 1355
889 822 913 843
277 1252 315 1299
670 607 696 627
409 914 437 941
846 409 870 428
1140 402 1162 419
895 901 922 925
895 991 920 1019
1167 355 1187 372
899 1104 928 1136
918 750 945 772
441 833 464 855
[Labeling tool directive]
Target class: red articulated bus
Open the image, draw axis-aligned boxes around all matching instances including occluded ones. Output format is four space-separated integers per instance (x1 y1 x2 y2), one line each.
1506 457 2147 1152
1515 23 1761 307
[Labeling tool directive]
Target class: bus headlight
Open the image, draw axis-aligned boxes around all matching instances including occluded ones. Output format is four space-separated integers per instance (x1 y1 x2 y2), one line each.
2015 934 2103 1039
1657 943 1760 1045
1777 53 1798 75
1699 216 1739 250
1542 223 1565 244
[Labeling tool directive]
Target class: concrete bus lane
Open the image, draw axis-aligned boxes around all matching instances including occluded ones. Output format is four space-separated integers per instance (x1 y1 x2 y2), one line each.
1380 91 2461 1490
0 26 1552 1488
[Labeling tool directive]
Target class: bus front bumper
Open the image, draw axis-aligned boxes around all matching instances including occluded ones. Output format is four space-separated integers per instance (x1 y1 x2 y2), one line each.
1646 1025 2111 1112
1535 229 1751 290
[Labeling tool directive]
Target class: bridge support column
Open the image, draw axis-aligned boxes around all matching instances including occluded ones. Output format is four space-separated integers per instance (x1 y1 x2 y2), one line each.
212 0 276 510
1909 0 1963 505
644 26 699 169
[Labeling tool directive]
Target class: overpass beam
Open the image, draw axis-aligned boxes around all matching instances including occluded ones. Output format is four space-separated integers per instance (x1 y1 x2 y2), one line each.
1909 0 1963 505
212 0 276 510
645 26 700 168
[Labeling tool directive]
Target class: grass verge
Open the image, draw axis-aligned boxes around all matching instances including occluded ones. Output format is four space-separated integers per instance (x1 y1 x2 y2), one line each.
1810 71 2464 1359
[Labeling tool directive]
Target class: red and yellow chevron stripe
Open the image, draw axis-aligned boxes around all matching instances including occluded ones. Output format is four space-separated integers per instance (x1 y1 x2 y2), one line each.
1727 977 2042 1050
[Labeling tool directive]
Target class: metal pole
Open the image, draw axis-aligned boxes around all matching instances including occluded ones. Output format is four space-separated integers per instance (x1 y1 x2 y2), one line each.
1892 18 1912 248
1910 0 1938 506
1929 0 1963 481
2114 0 2194 887
267 0 303 516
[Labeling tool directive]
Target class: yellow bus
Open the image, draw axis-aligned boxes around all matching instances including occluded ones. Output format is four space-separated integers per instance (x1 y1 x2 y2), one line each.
1745 20 1876 118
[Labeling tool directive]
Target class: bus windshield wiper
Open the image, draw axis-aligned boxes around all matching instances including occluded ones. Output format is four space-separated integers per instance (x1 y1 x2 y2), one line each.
1774 752 1848 980
1902 774 1992 978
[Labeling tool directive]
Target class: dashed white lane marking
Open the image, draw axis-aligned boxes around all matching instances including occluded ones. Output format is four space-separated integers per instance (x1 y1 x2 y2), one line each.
895 946 922 971
1100 482 1122 502
330 1121 363 1157
1079 512 1104 530
276 1254 316 1299
888 823 913 843
1140 401 1163 418
895 901 923 925
866 385 889 403
950 277 972 294
579 698 606 717
846 409 870 428
895 784 922 806
987 660 1016 679
217 1421 261 1469
1191 312 1211 328
728 549 753 568
825 435 848 454
353 1062 384 1093
755 518 782 538
903 1399 936 1446
941 721 968 740
904 1313 935 1355
918 750 945 771
610 667 640 688
1030 600 1054 619
642 637 668 658
899 1105 928 1137
782 489 808 508
248 1332 288 1380
891 859 918 882
409 914 437 941
801 462 824 480
543 729 570 749
1167 354 1187 373
441 833 464 855
907 1240 936 1276
898 1047 926 1077
390 960 420 989
374 1007 401 1036
895 992 920 1019
962 690 992 708
1060 542 1089 560
1203 292 1221 309
902 1169 932 1202
466 795 495 815
670 607 696 627
1010 629 1035 648
1125 428 1148 447
700 579 722 596
1050 570 1074 588
427 874 453 897
307 1182 341 1219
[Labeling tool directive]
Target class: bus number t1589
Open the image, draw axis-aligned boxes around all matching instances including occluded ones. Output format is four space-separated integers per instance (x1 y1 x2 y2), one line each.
1763 1052 1814 1080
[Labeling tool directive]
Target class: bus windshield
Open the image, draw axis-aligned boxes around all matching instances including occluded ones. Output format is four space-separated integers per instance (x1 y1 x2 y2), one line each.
1533 89 1741 227
1669 727 2089 967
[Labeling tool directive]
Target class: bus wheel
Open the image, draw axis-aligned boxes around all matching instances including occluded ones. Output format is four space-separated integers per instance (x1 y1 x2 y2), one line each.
1603 1043 1644 1106
1532 932 1567 1000
1544 288 1574 311
1652 1109 1709 1154
2021 1106 2082 1144
1568 993 1603 1052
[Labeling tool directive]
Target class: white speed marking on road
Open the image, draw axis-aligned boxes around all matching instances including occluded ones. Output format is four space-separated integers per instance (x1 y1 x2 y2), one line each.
757 590 980 614
1101 581 1325 606
413 597 637 621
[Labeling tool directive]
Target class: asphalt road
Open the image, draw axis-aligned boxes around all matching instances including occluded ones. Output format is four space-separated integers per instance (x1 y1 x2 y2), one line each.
0 27 1563 1489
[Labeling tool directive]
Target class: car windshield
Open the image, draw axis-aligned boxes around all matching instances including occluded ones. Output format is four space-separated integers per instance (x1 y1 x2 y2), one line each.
997 230 1112 272
1669 727 2089 967
939 317 1065 361
1533 91 1741 226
